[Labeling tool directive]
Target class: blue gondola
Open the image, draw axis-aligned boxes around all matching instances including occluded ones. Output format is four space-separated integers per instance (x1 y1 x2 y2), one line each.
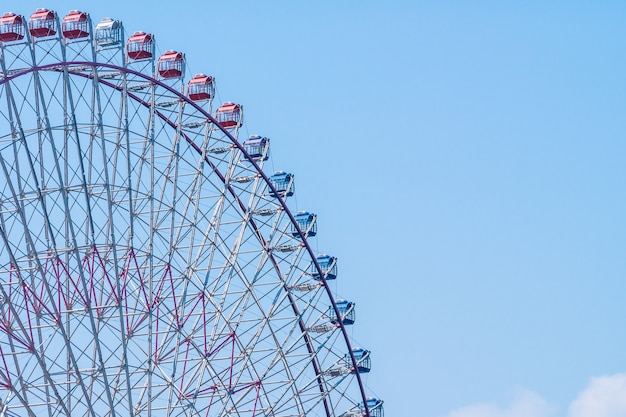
348 347 371 374
341 398 384 417
365 398 384 417
242 135 269 161
291 211 316 238
329 299 355 325
268 171 294 198
310 254 337 280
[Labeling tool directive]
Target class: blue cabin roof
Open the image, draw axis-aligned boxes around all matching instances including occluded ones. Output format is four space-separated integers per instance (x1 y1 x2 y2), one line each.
311 254 337 280
342 398 384 417
270 171 291 181
291 211 317 238
330 299 355 325
336 299 352 311
366 398 383 410
349 347 371 373
294 211 313 220
361 398 383 417
268 171 294 198
352 347 368 359
243 134 269 161
316 254 333 265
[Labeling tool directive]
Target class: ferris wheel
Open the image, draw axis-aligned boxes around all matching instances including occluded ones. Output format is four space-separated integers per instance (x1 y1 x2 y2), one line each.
0 8 383 417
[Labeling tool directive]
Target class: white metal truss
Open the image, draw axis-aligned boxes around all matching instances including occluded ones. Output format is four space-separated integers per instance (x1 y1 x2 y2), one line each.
0 9 375 417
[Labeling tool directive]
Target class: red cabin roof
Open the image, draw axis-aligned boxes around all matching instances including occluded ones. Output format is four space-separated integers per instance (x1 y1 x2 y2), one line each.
0 12 25 42
215 102 243 129
188 74 215 101
127 31 153 60
62 10 89 39
28 8 56 38
157 50 185 79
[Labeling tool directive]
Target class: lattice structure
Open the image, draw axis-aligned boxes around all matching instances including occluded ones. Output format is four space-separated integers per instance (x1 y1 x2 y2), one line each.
0 7 381 417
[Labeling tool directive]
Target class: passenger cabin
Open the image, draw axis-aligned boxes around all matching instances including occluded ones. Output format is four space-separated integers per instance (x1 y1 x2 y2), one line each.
341 398 384 417
243 135 269 161
28 8 56 38
62 10 89 39
268 171 294 198
188 74 215 101
215 102 243 129
291 211 317 238
158 50 185 79
95 17 122 47
365 398 384 417
0 13 25 42
311 254 337 280
329 299 355 325
126 31 153 60
349 348 371 374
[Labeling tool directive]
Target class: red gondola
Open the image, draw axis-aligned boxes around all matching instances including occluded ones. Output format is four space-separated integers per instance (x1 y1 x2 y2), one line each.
28 8 56 38
187 74 215 101
215 102 243 129
126 31 153 60
0 13 24 42
62 10 89 39
157 50 184 79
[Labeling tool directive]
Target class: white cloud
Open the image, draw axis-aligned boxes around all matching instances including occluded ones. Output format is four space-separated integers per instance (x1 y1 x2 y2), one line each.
568 373 626 417
441 373 626 417
444 388 556 417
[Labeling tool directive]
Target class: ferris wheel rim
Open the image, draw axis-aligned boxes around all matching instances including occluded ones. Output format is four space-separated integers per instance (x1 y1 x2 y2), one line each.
0 59 371 416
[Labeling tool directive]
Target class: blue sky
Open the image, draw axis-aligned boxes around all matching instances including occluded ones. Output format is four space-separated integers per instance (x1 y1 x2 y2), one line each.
8 1 626 416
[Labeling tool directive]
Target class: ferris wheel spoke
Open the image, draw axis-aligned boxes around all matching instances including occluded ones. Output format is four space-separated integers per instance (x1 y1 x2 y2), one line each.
150 102 189 273
272 241 308 286
240 270 325 415
0 229 76 416
0 219 35 410
0 167 103 417
4 55 114 408
118 74 138 256
198 193 244 336
154 154 237 412
241 316 306 416
250 215 332 416
90 66 136 412
189 123 332 416
127 74 157 413
54 62 121 414
0 37 31 75
0 117 64 414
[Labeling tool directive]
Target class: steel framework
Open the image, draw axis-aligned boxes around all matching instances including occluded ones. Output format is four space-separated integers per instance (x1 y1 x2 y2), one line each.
0 9 380 417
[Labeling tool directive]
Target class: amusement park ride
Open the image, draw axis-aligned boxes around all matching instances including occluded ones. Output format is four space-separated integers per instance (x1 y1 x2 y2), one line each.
0 8 383 417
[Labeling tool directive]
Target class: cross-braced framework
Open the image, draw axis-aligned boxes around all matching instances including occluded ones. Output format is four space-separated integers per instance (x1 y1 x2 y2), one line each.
0 8 382 417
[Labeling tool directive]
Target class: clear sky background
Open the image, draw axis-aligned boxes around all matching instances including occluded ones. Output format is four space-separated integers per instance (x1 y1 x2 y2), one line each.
8 1 626 416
